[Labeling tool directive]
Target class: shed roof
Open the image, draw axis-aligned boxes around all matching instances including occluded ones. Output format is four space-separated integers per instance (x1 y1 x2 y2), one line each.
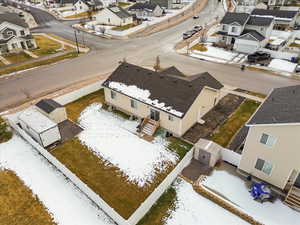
36 99 63 114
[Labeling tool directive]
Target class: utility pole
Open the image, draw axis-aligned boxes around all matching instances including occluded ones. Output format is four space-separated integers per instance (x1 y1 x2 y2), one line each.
74 30 80 54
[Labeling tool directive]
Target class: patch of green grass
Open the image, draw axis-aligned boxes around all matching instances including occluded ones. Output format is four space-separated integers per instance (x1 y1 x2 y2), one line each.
167 137 193 160
112 23 136 31
191 44 207 52
4 52 31 64
118 2 131 7
0 51 79 76
211 99 260 148
32 35 62 56
137 186 177 225
0 170 56 225
47 34 86 48
0 61 5 67
0 117 12 143
289 42 300 48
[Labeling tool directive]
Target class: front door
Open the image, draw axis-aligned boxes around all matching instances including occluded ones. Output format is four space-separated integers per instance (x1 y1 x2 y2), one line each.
21 42 26 49
150 109 160 121
197 150 211 166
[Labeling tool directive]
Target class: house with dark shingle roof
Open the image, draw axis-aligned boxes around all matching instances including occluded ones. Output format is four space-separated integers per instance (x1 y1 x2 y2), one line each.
217 12 274 53
251 8 298 29
103 63 223 137
0 12 37 55
73 0 103 14
35 99 67 123
94 6 133 26
128 2 163 19
238 85 300 203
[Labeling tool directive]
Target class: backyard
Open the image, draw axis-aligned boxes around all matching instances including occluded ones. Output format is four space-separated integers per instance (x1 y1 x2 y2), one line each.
51 89 192 219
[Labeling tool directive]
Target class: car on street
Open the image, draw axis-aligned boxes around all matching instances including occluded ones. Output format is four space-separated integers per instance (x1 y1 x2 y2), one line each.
294 24 300 30
193 15 199 19
296 65 300 73
194 26 203 32
247 51 271 63
183 31 193 39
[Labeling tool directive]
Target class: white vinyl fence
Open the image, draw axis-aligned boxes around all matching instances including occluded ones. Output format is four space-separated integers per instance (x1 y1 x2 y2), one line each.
221 148 241 167
260 48 299 61
128 149 193 225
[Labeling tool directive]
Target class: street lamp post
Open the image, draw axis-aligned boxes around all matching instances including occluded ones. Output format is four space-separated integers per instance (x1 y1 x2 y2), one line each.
74 30 80 54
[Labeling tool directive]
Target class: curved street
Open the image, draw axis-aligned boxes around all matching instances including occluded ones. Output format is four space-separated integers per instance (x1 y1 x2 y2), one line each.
1 0 300 111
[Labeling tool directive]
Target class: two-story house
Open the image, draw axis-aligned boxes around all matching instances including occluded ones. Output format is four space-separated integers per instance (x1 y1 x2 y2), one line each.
128 3 163 19
102 63 223 137
251 8 298 29
73 0 103 13
218 12 274 53
93 6 133 26
0 13 37 55
238 85 300 210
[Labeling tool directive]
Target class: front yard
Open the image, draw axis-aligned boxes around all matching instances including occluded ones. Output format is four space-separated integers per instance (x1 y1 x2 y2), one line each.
112 23 137 31
51 89 192 219
4 52 32 64
32 34 67 56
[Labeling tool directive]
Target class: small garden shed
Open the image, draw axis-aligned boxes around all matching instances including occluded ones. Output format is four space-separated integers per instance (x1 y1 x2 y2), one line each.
35 99 67 123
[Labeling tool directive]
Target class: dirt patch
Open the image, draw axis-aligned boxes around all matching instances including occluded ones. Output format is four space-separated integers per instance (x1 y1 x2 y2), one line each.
183 94 245 143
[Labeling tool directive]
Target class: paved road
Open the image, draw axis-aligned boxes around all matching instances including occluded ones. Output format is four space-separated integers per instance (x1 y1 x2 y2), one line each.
1 0 300 111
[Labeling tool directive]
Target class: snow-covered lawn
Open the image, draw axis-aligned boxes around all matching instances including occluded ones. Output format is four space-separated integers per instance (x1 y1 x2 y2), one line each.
203 170 300 225
78 103 178 187
0 135 115 225
165 179 248 225
190 53 228 63
268 59 297 73
193 45 238 61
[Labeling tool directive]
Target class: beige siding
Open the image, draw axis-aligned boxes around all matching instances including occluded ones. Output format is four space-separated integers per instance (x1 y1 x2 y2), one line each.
35 106 67 124
180 88 219 136
239 125 300 189
104 87 219 136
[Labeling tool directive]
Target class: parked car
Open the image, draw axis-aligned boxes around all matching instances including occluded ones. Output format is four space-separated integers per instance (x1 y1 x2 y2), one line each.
294 24 300 30
190 30 197 35
183 31 193 40
247 51 271 63
296 65 300 73
194 25 203 32
193 15 199 19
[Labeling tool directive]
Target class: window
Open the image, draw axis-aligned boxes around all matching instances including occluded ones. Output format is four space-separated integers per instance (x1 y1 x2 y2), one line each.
231 27 237 33
111 91 116 99
260 133 276 147
20 30 25 36
7 31 13 36
168 115 174 121
222 25 226 31
130 99 137 109
255 158 273 175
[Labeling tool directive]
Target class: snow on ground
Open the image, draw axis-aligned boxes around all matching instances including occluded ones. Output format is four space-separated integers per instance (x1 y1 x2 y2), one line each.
164 179 249 225
294 40 300 45
0 135 115 225
194 45 237 61
203 170 300 225
190 53 228 63
78 103 178 187
268 59 297 73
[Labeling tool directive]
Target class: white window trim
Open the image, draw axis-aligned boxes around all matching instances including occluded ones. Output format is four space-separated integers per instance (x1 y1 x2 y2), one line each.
255 158 274 176
260 133 277 147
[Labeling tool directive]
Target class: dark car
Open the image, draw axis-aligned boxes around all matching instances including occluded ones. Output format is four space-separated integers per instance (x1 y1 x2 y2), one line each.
190 29 197 35
194 25 203 32
193 15 199 19
183 31 193 39
294 24 300 30
247 51 271 63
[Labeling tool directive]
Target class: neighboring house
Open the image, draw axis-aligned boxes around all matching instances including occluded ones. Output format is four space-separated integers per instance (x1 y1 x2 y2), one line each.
44 0 76 8
218 12 274 53
238 85 300 209
35 99 67 124
0 13 37 55
128 3 163 19
147 0 184 9
102 63 223 137
18 108 61 148
251 8 298 29
73 0 103 13
93 6 133 26
236 0 260 13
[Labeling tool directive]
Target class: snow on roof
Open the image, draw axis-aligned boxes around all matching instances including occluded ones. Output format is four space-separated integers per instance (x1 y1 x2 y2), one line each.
18 108 57 133
269 38 285 46
109 81 184 117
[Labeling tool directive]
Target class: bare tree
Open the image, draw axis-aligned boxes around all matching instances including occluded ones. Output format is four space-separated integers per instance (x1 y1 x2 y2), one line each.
153 56 161 72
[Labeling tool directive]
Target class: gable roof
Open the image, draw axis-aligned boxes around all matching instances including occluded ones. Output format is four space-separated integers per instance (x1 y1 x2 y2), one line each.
36 99 63 114
246 15 273 26
107 6 132 18
251 8 298 20
150 0 168 8
239 29 265 41
129 2 158 11
55 0 76 4
0 12 28 28
160 66 185 76
103 63 223 118
74 0 103 7
220 12 250 26
247 85 300 126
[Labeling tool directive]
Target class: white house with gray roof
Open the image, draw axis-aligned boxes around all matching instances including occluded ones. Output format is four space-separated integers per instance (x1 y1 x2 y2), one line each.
0 12 37 55
217 12 274 53
128 2 163 19
93 6 133 26
238 85 300 210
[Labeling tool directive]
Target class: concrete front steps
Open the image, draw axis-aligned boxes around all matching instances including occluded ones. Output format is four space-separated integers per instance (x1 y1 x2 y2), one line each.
285 186 300 212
